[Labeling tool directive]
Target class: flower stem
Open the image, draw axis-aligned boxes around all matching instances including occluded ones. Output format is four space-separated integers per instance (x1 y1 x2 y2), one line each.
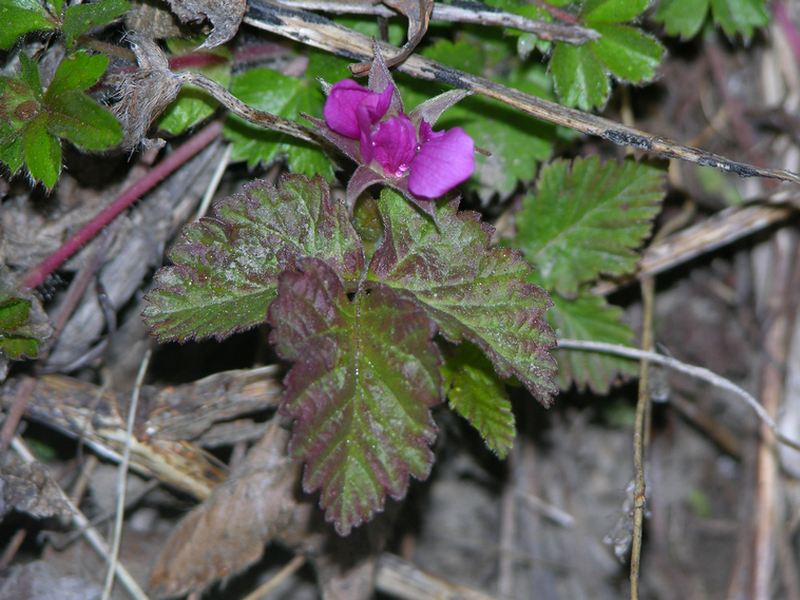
20 121 223 290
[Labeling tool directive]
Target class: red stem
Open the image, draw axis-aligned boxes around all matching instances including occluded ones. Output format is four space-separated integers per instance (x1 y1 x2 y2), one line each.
20 121 223 290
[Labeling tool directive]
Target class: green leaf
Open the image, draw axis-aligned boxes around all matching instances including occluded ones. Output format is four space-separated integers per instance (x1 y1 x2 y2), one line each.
0 298 30 330
47 90 122 149
549 1 666 109
549 42 609 111
143 175 364 342
442 343 515 458
18 53 43 98
22 114 61 188
269 258 441 536
591 24 664 82
709 0 768 39
158 39 231 136
550 293 637 393
43 52 121 150
44 51 108 98
0 0 57 50
513 157 665 296
62 0 130 47
0 292 42 360
584 0 649 24
223 66 334 180
368 189 558 405
0 129 23 174
654 0 710 39
0 335 39 359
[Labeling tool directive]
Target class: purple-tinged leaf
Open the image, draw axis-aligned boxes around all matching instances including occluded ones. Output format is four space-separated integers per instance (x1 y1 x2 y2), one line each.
368 190 558 405
345 165 386 211
143 175 364 342
409 89 471 128
366 40 404 115
269 258 441 536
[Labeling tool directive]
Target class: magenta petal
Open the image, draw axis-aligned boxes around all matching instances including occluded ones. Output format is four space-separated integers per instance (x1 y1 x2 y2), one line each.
324 80 394 142
353 83 395 163
408 127 475 199
323 79 372 139
372 114 417 177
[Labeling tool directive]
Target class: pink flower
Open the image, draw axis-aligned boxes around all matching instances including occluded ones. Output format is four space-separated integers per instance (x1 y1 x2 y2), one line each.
322 79 474 200
303 46 474 214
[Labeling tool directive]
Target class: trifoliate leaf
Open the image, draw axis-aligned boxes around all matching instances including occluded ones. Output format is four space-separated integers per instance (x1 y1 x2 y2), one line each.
368 189 558 405
143 175 364 342
223 61 336 180
269 258 441 536
550 293 637 393
442 343 515 458
0 0 57 50
513 157 665 296
654 0 768 40
62 0 130 47
549 0 665 110
158 39 231 136
709 0 768 39
0 50 122 186
22 114 61 189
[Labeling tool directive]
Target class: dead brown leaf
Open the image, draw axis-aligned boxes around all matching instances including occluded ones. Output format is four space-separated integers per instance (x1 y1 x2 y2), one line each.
0 454 71 521
148 421 299 598
165 0 246 48
351 0 433 74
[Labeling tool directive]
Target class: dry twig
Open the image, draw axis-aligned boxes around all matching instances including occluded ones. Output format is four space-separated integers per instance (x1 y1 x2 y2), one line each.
244 1 800 186
101 350 151 600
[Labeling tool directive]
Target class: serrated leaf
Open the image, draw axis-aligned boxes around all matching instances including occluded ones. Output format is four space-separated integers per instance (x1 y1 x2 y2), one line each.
654 0 709 39
62 0 130 47
269 258 441 536
514 157 665 296
44 51 108 98
22 114 60 188
0 0 57 50
550 293 636 393
549 1 665 109
223 64 334 179
47 90 122 149
550 42 609 111
143 175 364 342
709 0 768 39
442 343 515 458
592 24 664 82
368 189 558 404
158 39 231 136
584 0 649 24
